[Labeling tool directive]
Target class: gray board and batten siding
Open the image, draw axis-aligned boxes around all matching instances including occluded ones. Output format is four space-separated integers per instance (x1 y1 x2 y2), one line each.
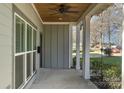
42 24 69 69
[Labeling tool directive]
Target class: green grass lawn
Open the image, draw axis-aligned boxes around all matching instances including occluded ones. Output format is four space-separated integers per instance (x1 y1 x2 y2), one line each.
73 56 122 68
90 56 122 68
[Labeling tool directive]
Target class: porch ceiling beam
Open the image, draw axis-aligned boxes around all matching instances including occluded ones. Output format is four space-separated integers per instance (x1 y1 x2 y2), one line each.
87 3 112 16
76 4 97 24
43 22 76 25
76 3 112 25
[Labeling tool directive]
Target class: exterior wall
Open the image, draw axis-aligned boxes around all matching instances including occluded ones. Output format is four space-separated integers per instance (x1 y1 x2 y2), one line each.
13 4 43 88
14 4 43 32
0 3 43 89
0 4 13 89
42 24 69 69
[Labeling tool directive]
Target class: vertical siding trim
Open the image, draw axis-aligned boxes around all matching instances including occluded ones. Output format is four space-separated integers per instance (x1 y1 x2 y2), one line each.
50 25 52 68
43 26 45 67
57 26 59 68
63 25 65 69
42 27 43 67
67 25 69 68
49 25 51 68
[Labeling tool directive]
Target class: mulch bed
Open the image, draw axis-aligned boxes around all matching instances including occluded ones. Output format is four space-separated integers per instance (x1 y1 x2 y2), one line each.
90 76 110 89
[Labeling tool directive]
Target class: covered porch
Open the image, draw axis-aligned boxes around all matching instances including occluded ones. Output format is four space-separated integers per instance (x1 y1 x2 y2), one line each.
0 3 121 89
25 3 112 89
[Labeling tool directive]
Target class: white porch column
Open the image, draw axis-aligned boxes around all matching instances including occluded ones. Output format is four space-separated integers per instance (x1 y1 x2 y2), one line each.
76 25 80 69
69 24 73 68
82 16 91 79
122 5 124 89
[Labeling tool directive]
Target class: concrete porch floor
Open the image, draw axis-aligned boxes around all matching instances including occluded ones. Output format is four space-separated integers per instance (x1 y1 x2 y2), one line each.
29 68 97 89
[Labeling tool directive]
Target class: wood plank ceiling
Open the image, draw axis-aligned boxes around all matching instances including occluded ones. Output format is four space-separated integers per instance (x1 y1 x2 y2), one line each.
34 3 92 22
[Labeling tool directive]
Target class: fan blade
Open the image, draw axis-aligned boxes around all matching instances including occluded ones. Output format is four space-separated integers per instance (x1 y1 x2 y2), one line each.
60 4 70 10
61 13 75 18
48 8 58 12
49 12 59 16
66 10 79 13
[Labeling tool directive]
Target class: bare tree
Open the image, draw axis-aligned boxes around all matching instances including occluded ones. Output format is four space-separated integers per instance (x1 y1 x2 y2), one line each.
90 4 123 49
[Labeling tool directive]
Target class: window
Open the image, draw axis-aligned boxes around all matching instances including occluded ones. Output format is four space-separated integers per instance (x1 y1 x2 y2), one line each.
15 55 24 89
33 30 36 50
33 52 36 72
27 53 31 78
27 25 32 51
16 16 25 53
14 13 37 88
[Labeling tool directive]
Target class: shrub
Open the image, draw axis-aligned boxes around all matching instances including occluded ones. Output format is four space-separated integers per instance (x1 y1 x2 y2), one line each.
73 50 76 53
90 61 101 70
102 65 121 89
90 61 122 89
72 56 76 68
72 50 83 53
80 50 83 53
72 56 83 69
90 60 103 77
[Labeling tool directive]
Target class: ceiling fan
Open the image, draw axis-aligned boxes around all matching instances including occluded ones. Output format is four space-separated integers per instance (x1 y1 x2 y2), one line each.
49 4 79 16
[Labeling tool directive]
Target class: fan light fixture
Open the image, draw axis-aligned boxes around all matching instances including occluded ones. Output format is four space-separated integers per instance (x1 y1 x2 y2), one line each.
59 17 62 20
